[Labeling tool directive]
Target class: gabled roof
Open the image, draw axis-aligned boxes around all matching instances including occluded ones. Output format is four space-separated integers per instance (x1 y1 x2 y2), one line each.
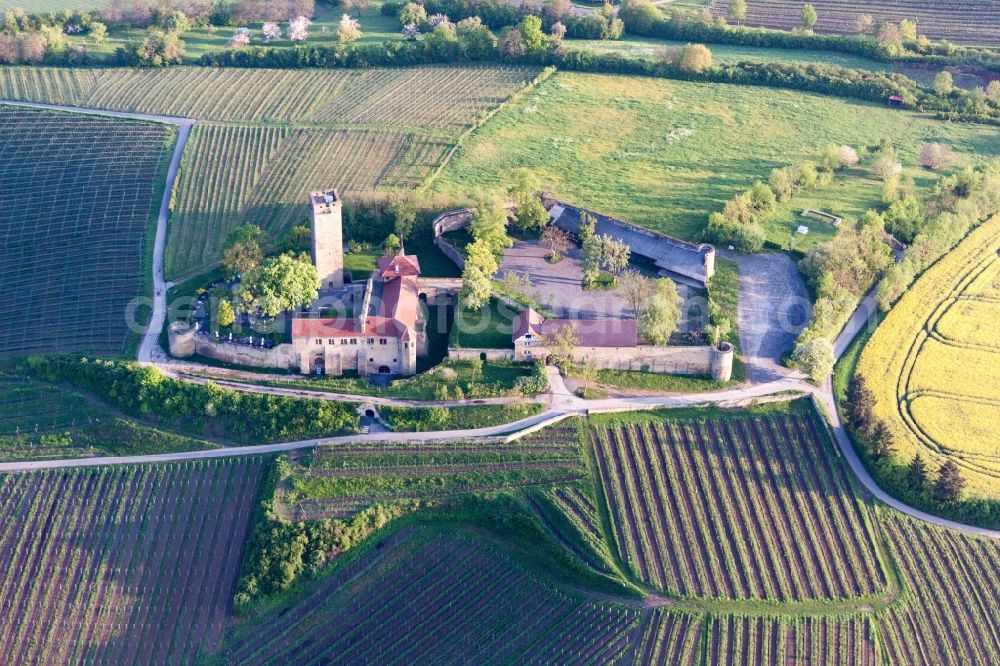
513 309 638 348
512 308 544 340
547 201 713 286
376 275 419 340
292 317 360 339
376 254 421 279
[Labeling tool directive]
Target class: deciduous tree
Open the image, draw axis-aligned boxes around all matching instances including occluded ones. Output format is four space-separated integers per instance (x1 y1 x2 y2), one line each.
679 43 712 73
545 0 571 21
601 235 631 276
933 70 953 96
617 270 649 314
508 170 548 232
800 3 817 30
398 2 427 26
288 15 310 41
470 200 512 254
222 224 266 277
540 225 572 261
638 278 681 345
241 253 319 317
337 13 361 43
919 142 956 170
792 338 834 383
728 0 746 24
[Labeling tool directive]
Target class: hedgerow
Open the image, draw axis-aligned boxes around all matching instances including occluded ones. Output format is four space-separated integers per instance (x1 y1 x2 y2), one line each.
17 356 358 444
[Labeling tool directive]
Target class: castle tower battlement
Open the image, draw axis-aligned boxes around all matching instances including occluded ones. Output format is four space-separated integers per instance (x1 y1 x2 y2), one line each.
310 189 344 290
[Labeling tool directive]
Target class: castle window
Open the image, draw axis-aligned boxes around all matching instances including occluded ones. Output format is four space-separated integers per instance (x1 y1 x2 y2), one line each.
327 339 335 345
314 338 322 345
379 338 387 345
350 338 357 344
367 338 374 344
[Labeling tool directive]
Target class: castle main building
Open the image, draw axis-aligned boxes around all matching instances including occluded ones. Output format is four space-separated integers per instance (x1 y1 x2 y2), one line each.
292 190 427 377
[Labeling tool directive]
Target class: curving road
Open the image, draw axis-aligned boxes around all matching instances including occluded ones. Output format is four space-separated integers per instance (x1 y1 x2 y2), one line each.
6 101 998 539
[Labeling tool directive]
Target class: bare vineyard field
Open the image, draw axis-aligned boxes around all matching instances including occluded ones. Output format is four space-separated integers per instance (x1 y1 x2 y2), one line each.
0 65 537 127
221 527 645 665
166 125 446 276
703 614 878 666
0 458 262 663
633 610 703 666
0 104 172 357
284 423 585 519
589 411 887 600
880 514 1000 665
708 0 1000 45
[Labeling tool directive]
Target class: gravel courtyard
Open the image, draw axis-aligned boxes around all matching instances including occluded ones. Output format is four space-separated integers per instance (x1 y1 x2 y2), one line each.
498 239 705 333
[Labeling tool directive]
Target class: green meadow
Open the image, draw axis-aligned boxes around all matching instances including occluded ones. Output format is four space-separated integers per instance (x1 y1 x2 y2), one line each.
433 72 1000 243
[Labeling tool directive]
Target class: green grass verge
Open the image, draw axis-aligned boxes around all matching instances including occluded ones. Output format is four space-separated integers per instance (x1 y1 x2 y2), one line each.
380 403 544 432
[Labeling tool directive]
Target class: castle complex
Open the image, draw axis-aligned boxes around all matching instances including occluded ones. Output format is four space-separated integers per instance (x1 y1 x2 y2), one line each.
291 191 427 377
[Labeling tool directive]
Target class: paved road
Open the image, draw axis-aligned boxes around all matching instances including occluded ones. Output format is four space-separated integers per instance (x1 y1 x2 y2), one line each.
833 289 878 359
0 409 569 472
138 122 194 363
0 99 195 126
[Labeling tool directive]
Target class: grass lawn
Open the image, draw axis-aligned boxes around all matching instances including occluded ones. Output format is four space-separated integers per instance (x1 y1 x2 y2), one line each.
248 359 537 399
450 297 519 350
380 403 544 432
566 36 891 71
432 72 1000 243
575 367 732 392
343 250 377 279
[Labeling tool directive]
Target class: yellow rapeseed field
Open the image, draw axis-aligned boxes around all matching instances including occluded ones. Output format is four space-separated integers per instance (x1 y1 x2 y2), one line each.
857 215 1000 497
934 299 1000 349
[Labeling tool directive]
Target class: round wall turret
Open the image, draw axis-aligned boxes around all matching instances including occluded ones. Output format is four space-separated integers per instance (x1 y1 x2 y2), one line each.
711 341 734 382
168 321 196 358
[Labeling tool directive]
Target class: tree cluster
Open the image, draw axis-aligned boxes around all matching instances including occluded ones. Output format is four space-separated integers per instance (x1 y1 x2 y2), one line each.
877 161 1000 310
20 357 358 444
460 201 512 310
234 458 413 613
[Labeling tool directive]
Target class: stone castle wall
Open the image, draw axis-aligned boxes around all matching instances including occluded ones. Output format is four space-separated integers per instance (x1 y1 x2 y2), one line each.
514 342 734 381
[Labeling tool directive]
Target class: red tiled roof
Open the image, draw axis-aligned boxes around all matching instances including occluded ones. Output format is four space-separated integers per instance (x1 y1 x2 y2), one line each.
377 275 419 339
377 254 421 279
513 309 544 339
291 317 360 339
513 309 638 347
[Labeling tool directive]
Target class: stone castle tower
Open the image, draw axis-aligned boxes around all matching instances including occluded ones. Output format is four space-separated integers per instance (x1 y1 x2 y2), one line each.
309 189 344 289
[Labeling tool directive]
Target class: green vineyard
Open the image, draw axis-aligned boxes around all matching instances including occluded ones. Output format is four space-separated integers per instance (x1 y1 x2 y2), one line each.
880 513 1000 665
222 527 647 665
282 422 584 519
0 459 262 662
589 410 887 600
166 125 447 276
0 104 173 357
